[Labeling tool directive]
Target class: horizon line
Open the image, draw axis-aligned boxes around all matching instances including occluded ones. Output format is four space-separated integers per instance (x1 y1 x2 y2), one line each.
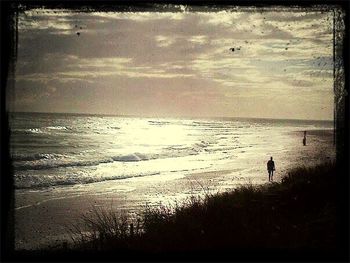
8 110 334 122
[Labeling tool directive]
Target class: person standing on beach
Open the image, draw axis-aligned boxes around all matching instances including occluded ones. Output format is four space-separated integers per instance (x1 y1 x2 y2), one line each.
303 131 307 146
267 157 275 182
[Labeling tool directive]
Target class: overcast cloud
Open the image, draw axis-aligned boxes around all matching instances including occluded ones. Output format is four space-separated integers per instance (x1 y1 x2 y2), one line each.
11 7 334 120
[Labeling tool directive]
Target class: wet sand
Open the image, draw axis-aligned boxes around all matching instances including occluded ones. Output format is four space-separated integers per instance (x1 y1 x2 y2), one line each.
14 129 335 250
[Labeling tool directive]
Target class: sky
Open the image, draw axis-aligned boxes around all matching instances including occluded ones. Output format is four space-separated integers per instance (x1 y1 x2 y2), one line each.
10 6 335 120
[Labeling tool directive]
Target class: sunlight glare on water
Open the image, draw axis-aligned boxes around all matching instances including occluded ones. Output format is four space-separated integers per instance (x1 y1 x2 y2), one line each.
10 113 334 189
122 119 190 146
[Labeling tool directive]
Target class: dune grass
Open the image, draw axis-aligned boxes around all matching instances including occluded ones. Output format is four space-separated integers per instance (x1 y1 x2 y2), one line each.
65 162 337 254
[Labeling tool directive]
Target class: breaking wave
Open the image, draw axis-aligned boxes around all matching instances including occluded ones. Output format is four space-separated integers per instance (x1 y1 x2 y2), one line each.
15 171 161 189
12 142 211 171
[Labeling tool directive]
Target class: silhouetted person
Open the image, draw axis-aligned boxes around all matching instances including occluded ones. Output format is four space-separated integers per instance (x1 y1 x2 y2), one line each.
267 157 275 182
303 131 307 146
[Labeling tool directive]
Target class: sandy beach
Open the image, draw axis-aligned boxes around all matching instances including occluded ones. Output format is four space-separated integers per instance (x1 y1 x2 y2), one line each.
14 128 335 250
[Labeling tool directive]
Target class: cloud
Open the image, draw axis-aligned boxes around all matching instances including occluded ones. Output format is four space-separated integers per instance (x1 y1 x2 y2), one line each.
155 35 176 47
91 11 185 21
13 7 335 119
16 54 195 83
188 35 207 45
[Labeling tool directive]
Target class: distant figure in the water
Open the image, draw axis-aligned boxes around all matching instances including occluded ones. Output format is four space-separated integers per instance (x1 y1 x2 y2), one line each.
303 131 307 146
267 157 275 182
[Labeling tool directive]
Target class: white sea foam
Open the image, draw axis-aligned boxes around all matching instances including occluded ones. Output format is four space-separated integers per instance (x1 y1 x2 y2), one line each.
27 128 44 134
46 126 69 130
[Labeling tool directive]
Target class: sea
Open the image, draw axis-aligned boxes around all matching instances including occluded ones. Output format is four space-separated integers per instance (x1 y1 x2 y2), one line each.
9 112 334 191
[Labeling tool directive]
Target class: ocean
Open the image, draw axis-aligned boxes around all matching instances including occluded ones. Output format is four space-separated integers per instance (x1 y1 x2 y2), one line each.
10 112 334 190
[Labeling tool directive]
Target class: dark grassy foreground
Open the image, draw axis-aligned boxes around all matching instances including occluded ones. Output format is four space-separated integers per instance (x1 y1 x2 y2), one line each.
15 162 347 261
